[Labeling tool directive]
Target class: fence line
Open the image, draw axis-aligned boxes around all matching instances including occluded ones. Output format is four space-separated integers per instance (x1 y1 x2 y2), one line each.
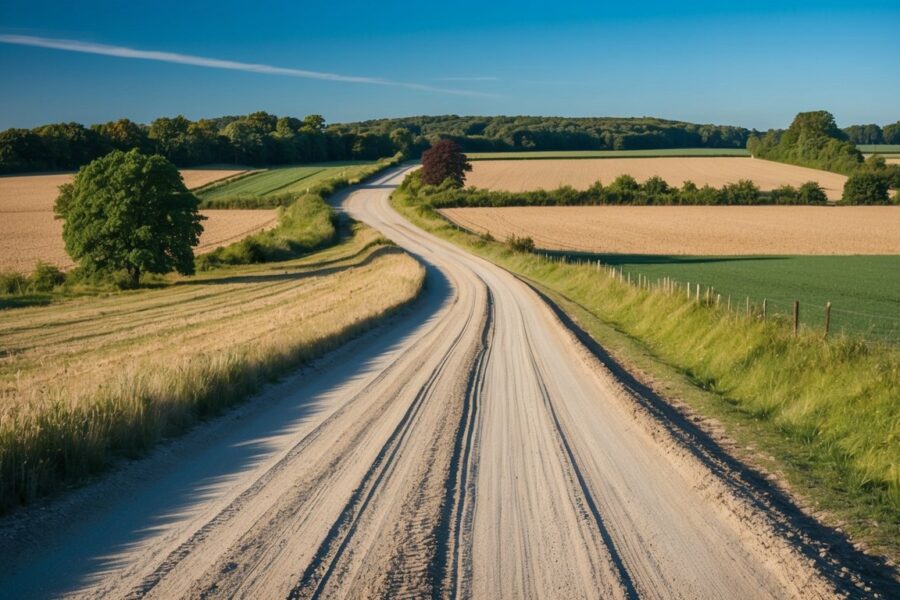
536 252 899 347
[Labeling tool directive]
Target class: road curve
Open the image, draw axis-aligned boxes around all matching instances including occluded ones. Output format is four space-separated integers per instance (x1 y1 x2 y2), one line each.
0 167 877 598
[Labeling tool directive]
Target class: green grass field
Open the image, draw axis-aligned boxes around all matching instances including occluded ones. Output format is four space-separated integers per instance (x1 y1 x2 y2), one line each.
197 161 373 202
549 253 900 344
466 148 751 160
858 144 900 154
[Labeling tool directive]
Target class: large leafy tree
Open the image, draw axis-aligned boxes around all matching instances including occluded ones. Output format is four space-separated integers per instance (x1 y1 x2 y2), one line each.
55 149 204 287
420 139 471 186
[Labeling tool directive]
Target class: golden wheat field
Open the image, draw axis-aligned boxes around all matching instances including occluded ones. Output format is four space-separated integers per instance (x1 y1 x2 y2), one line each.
0 170 272 273
465 157 848 200
440 206 900 255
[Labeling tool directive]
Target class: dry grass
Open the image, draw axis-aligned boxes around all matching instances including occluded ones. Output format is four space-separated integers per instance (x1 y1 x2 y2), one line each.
0 225 425 506
0 171 273 272
466 157 848 200
440 205 900 255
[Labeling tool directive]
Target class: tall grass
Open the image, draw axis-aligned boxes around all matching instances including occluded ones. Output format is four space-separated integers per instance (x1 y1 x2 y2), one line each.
393 181 900 555
0 229 424 509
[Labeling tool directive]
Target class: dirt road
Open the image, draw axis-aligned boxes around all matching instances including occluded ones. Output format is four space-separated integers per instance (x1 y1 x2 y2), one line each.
0 168 890 598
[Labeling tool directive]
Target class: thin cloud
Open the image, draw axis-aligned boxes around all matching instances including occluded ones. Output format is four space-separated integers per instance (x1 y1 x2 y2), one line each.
432 76 499 82
0 34 496 97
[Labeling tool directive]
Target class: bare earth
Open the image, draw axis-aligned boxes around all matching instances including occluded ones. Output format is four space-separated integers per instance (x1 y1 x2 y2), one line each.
466 157 848 200
0 170 272 272
440 205 900 255
0 167 889 599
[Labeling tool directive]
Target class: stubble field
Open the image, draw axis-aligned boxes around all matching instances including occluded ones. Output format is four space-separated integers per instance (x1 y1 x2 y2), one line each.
0 225 425 506
439 205 900 255
0 170 276 272
465 157 848 200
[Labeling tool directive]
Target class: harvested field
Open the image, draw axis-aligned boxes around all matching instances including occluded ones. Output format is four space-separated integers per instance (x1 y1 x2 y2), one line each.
467 148 750 160
440 205 900 255
0 225 424 507
178 167 250 190
466 157 848 200
0 172 276 272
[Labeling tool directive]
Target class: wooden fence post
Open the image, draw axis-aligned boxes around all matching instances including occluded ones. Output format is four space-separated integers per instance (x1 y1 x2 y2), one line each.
824 302 832 338
762 298 767 320
793 301 799 336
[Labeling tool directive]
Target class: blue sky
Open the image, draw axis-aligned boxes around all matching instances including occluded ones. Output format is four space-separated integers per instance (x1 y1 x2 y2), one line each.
1 1 898 130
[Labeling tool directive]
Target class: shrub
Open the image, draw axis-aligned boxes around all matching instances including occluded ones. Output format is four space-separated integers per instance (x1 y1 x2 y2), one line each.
720 179 760 204
798 181 828 204
0 272 28 295
842 172 891 205
506 234 535 253
29 262 66 292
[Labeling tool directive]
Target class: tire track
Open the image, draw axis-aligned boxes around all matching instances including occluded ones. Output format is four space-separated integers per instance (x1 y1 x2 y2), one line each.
287 283 481 599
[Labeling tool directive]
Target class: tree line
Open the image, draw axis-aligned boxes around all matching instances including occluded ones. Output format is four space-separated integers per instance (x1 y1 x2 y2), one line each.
0 112 397 174
406 168 832 209
843 121 900 145
331 115 756 153
748 111 900 203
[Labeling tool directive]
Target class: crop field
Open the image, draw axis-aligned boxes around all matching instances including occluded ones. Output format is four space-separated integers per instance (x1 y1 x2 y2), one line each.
466 148 751 160
0 172 277 273
439 205 900 255
440 205 900 341
465 157 848 200
196 161 374 202
586 254 900 343
857 144 900 154
0 225 425 505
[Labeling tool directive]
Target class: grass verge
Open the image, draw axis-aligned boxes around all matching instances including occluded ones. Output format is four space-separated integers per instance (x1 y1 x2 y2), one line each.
538 253 900 345
392 180 900 562
0 224 425 510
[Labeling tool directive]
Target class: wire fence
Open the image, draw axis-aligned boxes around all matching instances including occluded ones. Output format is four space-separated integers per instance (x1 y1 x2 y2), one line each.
535 252 900 348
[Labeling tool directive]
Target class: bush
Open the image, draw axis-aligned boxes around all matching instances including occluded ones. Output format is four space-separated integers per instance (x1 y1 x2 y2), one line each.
798 181 828 204
842 172 891 205
28 262 66 292
506 234 535 253
720 179 760 204
0 272 28 294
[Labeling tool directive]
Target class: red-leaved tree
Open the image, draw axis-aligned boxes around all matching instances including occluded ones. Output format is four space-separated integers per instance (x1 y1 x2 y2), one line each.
420 139 472 186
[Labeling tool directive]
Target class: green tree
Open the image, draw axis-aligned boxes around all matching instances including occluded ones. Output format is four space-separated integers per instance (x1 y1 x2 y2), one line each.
841 172 891 205
54 150 204 287
883 121 900 144
389 128 415 157
303 114 326 132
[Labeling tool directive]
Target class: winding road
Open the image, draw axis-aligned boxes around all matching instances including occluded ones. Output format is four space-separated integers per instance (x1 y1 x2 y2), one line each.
0 167 887 598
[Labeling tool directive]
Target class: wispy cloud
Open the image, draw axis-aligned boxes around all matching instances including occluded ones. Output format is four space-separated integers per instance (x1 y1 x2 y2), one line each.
0 34 496 97
432 76 499 82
